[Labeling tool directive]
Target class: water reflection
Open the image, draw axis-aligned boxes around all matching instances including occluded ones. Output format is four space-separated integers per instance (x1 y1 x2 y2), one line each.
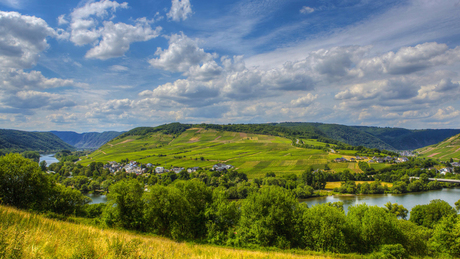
301 188 460 215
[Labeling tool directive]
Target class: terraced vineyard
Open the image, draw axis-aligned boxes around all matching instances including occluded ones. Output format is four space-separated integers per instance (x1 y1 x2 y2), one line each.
80 127 366 178
416 133 460 161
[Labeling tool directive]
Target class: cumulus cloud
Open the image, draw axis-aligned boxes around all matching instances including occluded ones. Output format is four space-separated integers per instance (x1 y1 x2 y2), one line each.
85 20 161 60
64 0 161 59
290 93 318 107
0 11 56 69
357 42 460 75
0 69 78 92
149 33 215 72
300 6 314 14
167 0 192 22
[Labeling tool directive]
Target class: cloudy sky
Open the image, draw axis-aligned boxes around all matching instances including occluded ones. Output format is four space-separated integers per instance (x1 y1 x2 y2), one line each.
1 0 460 132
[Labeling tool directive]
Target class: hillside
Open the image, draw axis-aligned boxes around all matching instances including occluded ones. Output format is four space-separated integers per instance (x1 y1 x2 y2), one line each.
416 133 460 161
51 131 122 149
0 129 75 153
0 205 340 259
276 122 460 150
80 126 366 178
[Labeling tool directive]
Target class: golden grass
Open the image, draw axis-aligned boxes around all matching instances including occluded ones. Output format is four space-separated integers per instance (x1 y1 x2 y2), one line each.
0 205 353 259
325 181 393 190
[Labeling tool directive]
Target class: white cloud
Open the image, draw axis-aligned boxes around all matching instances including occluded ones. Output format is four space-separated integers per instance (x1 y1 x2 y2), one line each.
0 69 78 92
167 0 192 22
65 0 161 60
300 6 314 14
57 14 68 25
290 93 318 107
149 33 215 72
0 11 56 69
85 20 161 60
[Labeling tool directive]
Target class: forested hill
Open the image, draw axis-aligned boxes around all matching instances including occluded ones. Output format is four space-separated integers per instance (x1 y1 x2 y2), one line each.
0 129 75 153
276 122 460 150
50 131 123 149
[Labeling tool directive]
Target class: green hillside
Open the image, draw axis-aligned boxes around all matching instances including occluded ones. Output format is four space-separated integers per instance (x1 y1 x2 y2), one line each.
0 129 75 154
80 126 364 178
416 133 460 161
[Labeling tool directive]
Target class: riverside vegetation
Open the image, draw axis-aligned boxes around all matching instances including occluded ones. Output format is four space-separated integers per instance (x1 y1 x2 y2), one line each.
2 153 460 258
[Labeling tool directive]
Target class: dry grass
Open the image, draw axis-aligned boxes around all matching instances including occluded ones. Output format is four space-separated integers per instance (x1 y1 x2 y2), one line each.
0 205 353 259
325 181 393 190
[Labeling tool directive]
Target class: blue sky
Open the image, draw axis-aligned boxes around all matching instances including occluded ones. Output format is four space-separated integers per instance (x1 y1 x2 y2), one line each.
1 0 460 132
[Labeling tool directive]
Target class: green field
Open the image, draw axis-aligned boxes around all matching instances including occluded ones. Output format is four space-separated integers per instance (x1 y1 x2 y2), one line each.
80 128 364 178
416 133 460 161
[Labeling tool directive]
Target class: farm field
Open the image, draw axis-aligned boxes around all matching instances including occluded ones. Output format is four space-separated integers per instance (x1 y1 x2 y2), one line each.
416 133 460 161
80 128 364 178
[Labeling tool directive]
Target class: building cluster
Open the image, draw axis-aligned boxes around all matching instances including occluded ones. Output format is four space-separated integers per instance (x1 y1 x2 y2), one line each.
102 161 234 175
334 156 368 162
438 162 460 175
334 156 410 163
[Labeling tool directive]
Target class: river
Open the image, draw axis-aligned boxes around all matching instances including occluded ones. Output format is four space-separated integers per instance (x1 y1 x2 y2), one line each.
85 193 107 204
301 188 460 215
39 154 59 165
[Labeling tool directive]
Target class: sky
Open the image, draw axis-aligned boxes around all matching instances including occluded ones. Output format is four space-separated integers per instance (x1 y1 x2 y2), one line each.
1 0 460 133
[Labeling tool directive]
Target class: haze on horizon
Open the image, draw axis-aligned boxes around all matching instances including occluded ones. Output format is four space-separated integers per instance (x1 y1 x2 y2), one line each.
1 0 460 133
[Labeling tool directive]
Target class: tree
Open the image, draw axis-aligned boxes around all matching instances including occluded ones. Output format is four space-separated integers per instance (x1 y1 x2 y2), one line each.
39 160 47 172
456 199 460 212
410 199 456 229
21 151 40 163
143 185 191 240
234 186 303 249
0 153 51 211
104 179 144 230
384 202 409 220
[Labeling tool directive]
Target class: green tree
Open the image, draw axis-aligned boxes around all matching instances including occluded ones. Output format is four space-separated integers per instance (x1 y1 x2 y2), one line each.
455 199 460 212
21 151 40 163
233 186 303 249
48 184 91 216
410 199 456 229
302 203 348 253
384 202 409 220
143 185 191 240
0 153 51 211
39 160 47 172
428 214 460 257
104 179 144 230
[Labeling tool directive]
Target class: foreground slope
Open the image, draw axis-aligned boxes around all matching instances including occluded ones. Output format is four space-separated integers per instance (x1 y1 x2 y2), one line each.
0 129 75 153
51 131 123 149
0 205 340 259
80 127 360 178
416 133 460 161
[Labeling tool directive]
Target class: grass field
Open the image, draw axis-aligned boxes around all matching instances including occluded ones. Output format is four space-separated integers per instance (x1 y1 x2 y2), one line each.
325 181 394 190
80 128 367 178
416 134 460 161
0 205 365 259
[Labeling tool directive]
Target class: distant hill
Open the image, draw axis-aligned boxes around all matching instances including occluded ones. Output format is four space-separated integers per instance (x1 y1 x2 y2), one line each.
275 122 460 151
0 129 75 153
50 131 123 149
416 133 460 161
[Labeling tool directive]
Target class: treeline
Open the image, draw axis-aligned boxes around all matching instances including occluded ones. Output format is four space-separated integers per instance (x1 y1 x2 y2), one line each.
0 154 90 216
102 179 460 258
0 129 75 153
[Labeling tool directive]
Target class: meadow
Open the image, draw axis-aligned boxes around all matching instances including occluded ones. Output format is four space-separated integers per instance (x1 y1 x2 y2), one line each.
80 128 365 178
0 205 364 259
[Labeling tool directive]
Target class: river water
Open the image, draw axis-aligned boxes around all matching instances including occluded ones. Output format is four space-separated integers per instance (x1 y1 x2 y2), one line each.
85 193 108 204
39 154 59 165
301 188 460 215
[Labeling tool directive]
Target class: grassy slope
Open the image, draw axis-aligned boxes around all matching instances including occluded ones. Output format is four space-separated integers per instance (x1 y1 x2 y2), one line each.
0 205 354 259
416 133 460 161
80 128 364 178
